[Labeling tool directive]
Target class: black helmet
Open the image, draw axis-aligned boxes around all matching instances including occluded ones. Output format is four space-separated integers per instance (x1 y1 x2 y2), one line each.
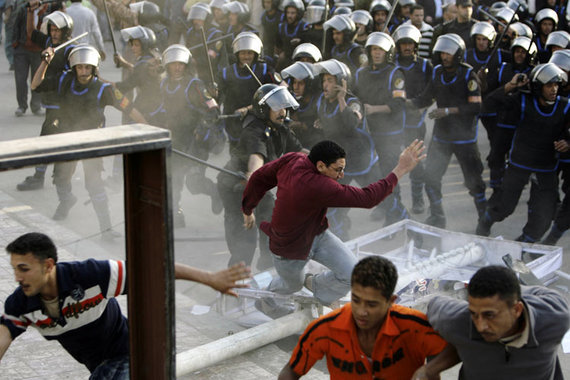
510 36 537 66
365 31 395 64
323 14 357 43
432 33 466 66
530 62 567 96
44 11 74 41
252 84 299 119
120 26 157 53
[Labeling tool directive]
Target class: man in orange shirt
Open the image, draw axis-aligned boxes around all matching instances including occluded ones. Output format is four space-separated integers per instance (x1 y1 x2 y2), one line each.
278 256 447 379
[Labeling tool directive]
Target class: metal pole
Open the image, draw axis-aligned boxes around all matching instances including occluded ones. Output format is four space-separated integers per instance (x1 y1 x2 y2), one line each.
175 309 314 376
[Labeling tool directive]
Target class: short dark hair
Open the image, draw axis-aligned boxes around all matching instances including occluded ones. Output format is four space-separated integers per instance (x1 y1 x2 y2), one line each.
468 266 521 306
351 256 398 300
6 233 58 263
308 140 346 166
411 4 424 13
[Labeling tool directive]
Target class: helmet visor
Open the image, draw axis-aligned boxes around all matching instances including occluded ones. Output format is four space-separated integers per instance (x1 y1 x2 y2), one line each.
281 61 316 80
260 86 300 110
433 36 460 55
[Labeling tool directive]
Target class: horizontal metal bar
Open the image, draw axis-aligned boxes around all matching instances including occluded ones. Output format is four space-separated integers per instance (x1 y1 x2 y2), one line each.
0 124 171 171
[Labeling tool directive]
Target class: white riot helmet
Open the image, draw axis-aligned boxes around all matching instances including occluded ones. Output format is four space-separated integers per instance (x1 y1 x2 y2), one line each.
510 36 537 65
365 31 395 63
222 1 250 23
433 33 466 65
546 31 570 50
535 8 558 29
530 62 567 96
509 22 533 39
324 14 357 42
69 44 100 71
232 31 263 55
392 24 422 45
470 21 497 47
304 3 326 24
120 26 157 53
187 2 212 21
162 44 192 65
495 7 517 24
281 61 317 81
314 59 351 82
44 11 74 40
350 10 373 31
292 43 323 62
549 50 570 72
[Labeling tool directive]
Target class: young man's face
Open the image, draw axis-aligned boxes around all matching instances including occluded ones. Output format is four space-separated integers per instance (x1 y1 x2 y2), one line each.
322 74 339 101
286 7 298 24
410 8 424 28
269 107 287 124
540 19 555 36
398 41 415 57
475 35 489 52
513 46 527 65
130 39 143 57
468 294 523 342
370 45 387 65
401 4 412 18
263 0 273 11
457 4 472 21
10 253 53 297
440 51 454 68
541 82 560 102
351 283 396 332
229 12 239 26
167 61 186 79
49 25 63 44
373 10 388 26
238 50 255 67
317 157 346 180
292 78 306 97
213 8 225 23
75 64 95 85
332 29 345 46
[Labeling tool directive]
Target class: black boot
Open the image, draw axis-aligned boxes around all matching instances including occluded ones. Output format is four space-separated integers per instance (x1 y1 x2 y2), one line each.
53 194 78 220
425 202 446 228
541 225 564 245
411 181 425 214
17 172 45 191
476 212 493 237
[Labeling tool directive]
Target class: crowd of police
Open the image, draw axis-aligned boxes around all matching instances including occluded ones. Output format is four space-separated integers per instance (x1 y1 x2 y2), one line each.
12 0 570 267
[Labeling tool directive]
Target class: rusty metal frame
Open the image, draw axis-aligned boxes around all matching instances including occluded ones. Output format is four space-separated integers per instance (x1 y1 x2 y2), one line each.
0 124 175 379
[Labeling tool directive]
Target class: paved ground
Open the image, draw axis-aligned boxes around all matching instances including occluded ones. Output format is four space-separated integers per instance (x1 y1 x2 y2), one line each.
0 39 568 379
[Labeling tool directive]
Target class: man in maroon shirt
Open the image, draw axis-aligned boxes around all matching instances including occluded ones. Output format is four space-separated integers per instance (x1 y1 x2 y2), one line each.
242 139 425 314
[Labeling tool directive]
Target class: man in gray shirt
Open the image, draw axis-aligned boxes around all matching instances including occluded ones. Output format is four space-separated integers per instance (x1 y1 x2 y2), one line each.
413 265 570 380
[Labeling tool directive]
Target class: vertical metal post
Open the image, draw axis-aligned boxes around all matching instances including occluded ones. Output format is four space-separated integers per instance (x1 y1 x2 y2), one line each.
124 148 175 379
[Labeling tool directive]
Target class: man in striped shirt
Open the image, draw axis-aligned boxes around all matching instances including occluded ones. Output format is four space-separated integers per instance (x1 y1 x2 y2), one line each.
406 5 434 59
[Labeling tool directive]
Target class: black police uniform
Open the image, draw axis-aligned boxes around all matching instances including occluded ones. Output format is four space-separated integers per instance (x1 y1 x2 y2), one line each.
276 19 307 70
155 74 221 222
330 42 367 75
396 54 433 212
114 54 162 125
481 90 570 242
432 19 477 50
354 63 409 225
217 61 279 147
535 35 552 63
34 71 134 233
413 62 487 227
316 92 381 238
184 25 223 82
288 92 323 148
217 114 303 268
261 10 284 58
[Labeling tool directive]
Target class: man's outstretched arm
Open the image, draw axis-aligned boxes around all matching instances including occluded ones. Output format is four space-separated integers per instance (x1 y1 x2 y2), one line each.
174 262 251 297
0 324 13 363
412 344 461 380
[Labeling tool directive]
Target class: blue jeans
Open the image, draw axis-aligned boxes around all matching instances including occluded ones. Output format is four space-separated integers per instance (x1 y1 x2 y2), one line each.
90 355 129 380
268 229 357 305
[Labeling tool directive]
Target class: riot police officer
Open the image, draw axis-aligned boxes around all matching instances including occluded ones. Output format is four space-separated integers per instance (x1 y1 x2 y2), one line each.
477 63 570 242
275 0 306 70
32 44 147 239
411 34 487 229
393 24 433 214
323 15 368 74
217 84 304 269
354 32 409 225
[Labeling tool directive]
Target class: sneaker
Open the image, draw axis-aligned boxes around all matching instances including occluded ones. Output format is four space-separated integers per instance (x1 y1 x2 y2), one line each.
52 195 78 221
16 175 44 191
15 107 25 117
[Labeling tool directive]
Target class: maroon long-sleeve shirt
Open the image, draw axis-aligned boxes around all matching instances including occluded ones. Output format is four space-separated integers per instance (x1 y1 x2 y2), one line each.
242 152 398 260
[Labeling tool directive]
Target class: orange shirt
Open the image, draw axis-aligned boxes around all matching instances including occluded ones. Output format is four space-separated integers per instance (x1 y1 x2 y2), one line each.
288 303 447 379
